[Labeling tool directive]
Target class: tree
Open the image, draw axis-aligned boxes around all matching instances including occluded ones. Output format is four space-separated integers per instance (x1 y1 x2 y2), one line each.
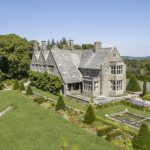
26 84 33 95
12 79 20 90
126 75 141 92
83 104 96 124
142 80 147 96
0 34 32 79
132 123 150 150
55 95 66 111
19 82 25 91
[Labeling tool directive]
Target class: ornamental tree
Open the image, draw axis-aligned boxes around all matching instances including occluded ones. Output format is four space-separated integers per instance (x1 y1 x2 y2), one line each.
26 84 33 95
19 82 25 91
142 80 147 96
12 79 19 90
55 95 66 111
126 75 141 92
83 104 96 124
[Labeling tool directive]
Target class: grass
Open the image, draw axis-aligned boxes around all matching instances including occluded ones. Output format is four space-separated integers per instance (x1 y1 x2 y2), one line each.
31 86 88 111
0 91 118 150
96 104 150 118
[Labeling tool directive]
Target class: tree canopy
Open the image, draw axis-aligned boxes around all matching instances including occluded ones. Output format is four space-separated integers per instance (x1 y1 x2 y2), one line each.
0 34 32 79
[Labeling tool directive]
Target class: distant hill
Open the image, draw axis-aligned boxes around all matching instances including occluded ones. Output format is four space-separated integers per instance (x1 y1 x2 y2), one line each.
122 56 150 60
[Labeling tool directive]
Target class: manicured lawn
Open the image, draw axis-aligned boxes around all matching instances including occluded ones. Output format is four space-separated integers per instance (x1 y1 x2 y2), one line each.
0 91 118 150
96 104 150 118
31 86 88 111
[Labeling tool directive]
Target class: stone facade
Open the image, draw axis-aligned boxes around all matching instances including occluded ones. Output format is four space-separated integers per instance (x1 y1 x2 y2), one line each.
31 41 126 97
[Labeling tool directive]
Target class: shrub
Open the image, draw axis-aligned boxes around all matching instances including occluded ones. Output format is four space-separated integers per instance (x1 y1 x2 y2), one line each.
132 124 150 150
126 75 141 92
0 80 4 90
12 79 20 90
55 95 66 111
19 82 25 91
143 94 150 101
106 129 122 141
83 104 96 124
142 80 147 96
97 126 114 137
26 84 33 95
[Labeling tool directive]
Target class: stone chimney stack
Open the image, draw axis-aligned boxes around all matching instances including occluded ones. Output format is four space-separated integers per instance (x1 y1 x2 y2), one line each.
33 41 39 51
94 41 102 52
41 41 47 50
69 39 74 50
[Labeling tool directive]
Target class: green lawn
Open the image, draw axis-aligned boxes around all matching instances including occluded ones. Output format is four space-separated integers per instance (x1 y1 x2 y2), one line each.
96 104 150 118
31 86 88 111
0 91 118 150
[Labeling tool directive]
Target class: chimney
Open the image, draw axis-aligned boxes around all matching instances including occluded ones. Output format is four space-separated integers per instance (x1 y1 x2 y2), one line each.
69 39 74 50
33 41 39 51
41 41 47 50
94 41 102 52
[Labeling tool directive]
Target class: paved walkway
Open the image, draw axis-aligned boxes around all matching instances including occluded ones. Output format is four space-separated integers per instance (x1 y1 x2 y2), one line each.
0 106 12 117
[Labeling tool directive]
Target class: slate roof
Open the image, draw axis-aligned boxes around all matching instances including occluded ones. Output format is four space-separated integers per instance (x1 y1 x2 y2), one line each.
33 46 113 83
79 48 113 69
51 48 82 83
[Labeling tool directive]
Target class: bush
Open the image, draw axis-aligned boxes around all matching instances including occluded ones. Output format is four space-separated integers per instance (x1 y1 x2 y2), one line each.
142 80 147 96
126 75 141 92
19 82 25 91
143 94 150 101
83 104 96 124
0 81 4 90
132 123 150 150
29 70 62 95
106 129 122 141
26 85 33 95
97 126 114 137
55 95 66 111
12 79 20 90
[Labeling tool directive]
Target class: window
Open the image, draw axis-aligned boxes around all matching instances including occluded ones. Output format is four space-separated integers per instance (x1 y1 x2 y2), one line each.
83 80 93 91
113 53 116 57
110 65 123 74
110 80 123 91
48 65 54 72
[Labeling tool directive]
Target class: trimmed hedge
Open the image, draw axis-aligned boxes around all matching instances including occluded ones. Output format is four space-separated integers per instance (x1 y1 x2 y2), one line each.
26 85 33 95
97 126 114 137
126 75 141 92
143 94 150 101
29 70 62 95
83 104 96 124
12 79 20 90
55 95 66 111
136 75 150 82
106 129 122 141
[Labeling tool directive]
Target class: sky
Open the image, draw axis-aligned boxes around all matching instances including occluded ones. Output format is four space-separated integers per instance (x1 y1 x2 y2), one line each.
0 0 150 56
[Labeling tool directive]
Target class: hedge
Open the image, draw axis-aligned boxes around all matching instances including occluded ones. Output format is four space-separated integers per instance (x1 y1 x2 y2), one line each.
29 70 62 95
97 126 114 137
136 75 150 82
143 94 150 101
106 129 122 141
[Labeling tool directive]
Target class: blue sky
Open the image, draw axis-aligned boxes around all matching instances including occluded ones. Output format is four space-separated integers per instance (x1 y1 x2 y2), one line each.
0 0 150 56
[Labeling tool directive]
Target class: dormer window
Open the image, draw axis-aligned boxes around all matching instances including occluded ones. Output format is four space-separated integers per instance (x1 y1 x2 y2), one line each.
113 53 116 57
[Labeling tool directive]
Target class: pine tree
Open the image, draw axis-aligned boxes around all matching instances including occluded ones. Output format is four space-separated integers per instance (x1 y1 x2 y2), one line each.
26 85 33 95
132 124 150 150
55 95 66 111
83 104 96 124
19 82 25 91
126 75 141 92
142 80 147 96
12 79 19 90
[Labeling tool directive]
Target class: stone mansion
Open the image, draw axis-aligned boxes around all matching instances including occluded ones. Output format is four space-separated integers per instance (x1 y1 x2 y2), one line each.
31 40 126 97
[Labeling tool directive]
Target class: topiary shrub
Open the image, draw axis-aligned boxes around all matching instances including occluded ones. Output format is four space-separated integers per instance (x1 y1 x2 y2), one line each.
143 94 150 101
106 128 122 141
19 82 25 91
132 123 150 150
26 84 33 95
126 75 141 92
12 79 20 90
97 126 114 137
142 80 147 97
55 95 66 111
83 104 96 124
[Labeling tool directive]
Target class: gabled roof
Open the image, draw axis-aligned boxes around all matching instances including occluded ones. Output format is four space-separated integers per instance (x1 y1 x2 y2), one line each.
79 48 113 69
34 51 41 61
51 48 82 83
42 50 49 61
